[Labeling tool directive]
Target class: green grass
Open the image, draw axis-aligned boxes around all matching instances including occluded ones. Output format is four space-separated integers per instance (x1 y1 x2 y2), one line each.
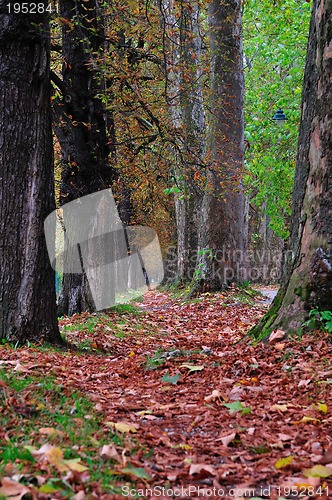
0 362 141 497
108 303 142 315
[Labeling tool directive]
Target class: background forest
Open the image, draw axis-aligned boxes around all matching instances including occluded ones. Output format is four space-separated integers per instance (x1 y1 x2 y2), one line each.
50 0 311 307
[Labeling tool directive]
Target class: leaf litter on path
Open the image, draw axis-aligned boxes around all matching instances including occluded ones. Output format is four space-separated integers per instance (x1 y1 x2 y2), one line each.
0 289 331 498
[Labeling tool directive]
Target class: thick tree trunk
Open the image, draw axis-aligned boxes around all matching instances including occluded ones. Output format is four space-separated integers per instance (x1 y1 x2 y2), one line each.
251 0 332 337
54 0 117 316
194 0 248 292
0 8 61 343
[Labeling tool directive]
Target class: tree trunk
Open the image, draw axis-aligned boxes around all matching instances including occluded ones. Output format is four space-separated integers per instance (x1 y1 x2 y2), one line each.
54 0 117 316
251 0 332 337
160 0 206 283
194 0 248 292
0 8 61 343
249 202 284 284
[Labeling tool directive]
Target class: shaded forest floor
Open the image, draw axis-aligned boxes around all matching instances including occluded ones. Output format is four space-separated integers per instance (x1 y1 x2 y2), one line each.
0 289 332 499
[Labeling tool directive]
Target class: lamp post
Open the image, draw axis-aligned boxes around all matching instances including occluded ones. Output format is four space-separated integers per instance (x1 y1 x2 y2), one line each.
272 109 288 126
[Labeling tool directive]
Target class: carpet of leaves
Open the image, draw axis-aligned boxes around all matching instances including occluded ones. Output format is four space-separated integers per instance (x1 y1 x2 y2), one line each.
0 289 332 499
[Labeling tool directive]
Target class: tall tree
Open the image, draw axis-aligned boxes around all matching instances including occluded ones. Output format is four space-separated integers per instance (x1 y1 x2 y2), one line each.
252 0 332 336
52 0 117 315
194 0 248 292
159 0 206 283
0 6 61 343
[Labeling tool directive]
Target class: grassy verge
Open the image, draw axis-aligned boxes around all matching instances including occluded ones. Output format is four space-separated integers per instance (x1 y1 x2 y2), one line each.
0 360 138 498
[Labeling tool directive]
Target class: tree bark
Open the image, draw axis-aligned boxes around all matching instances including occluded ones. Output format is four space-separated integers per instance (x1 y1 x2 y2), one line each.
160 0 206 283
194 0 248 292
54 0 117 316
0 7 61 343
251 0 332 337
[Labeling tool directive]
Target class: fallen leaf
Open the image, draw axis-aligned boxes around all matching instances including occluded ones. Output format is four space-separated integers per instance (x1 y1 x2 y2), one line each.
100 444 122 462
64 458 89 472
121 463 152 480
224 401 250 414
38 427 64 437
204 389 221 402
0 477 31 500
189 463 215 477
303 464 332 478
313 402 328 414
293 416 320 424
217 432 237 446
274 342 286 350
180 364 204 372
275 455 293 469
278 433 292 441
269 329 285 343
106 421 138 433
161 372 181 385
271 404 288 412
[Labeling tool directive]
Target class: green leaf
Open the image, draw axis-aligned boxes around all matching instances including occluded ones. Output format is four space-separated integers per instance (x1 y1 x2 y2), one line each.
325 321 332 333
161 372 181 385
224 401 246 413
121 463 152 480
251 446 270 454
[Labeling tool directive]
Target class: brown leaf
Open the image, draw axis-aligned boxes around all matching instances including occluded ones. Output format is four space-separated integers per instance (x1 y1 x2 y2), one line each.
204 389 221 402
100 444 122 462
269 329 285 343
189 463 215 477
217 432 237 446
0 477 31 500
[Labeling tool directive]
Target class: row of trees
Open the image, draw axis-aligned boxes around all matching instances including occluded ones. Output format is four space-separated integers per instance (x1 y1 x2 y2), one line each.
0 0 331 343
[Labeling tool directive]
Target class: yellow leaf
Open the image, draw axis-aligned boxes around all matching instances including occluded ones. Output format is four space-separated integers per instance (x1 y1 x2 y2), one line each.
303 464 332 478
275 455 293 469
106 421 138 433
45 446 69 472
63 458 89 472
293 416 319 424
128 351 135 357
172 443 193 450
313 402 328 414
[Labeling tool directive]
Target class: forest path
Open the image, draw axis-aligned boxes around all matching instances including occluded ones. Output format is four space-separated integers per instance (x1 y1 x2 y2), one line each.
0 290 331 499
252 286 279 304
